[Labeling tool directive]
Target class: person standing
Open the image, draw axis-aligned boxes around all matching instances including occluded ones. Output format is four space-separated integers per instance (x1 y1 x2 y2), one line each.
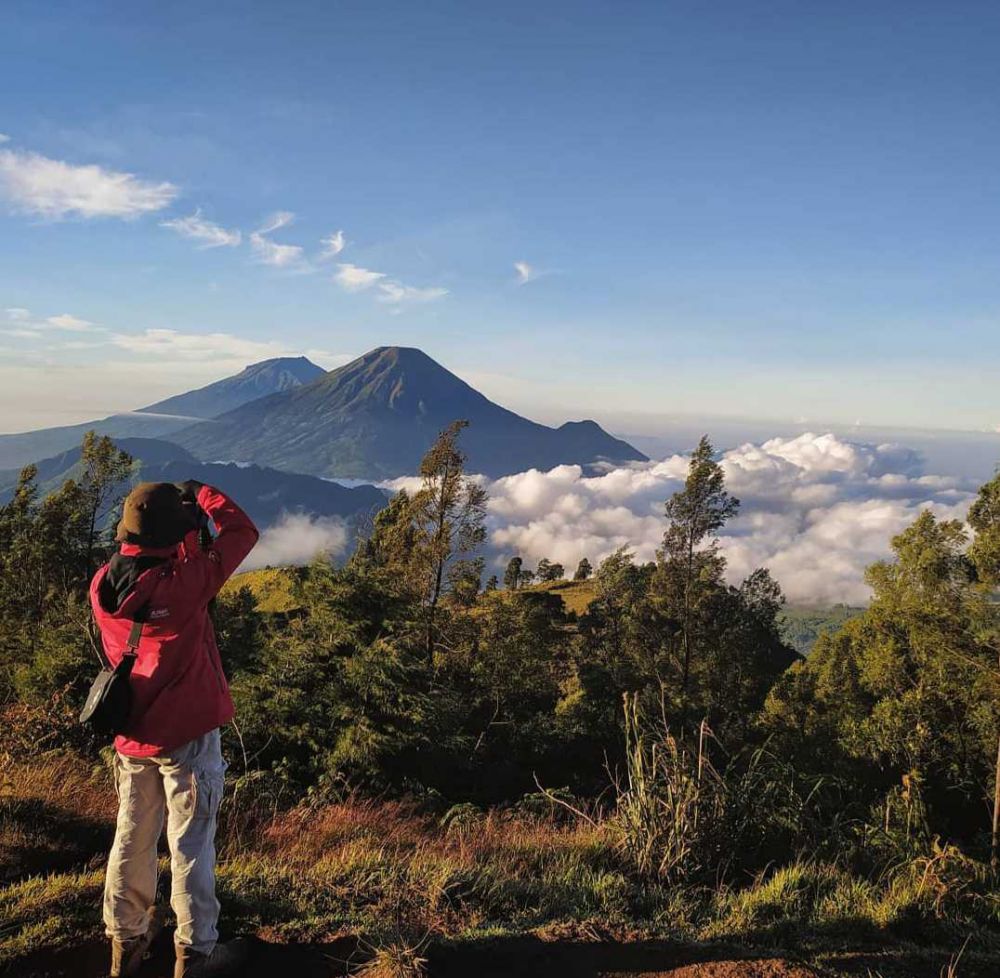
89 481 258 978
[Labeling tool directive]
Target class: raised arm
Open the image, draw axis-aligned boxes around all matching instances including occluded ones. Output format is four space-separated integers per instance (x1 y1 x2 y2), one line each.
173 483 260 606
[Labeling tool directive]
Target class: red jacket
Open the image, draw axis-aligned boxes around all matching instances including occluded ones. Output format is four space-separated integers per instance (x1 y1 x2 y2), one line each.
89 485 259 757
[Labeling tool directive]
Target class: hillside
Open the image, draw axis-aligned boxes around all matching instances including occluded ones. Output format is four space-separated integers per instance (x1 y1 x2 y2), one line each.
224 571 858 652
172 346 647 479
0 438 388 528
0 356 325 470
779 604 864 655
513 581 856 654
526 578 597 615
222 566 302 613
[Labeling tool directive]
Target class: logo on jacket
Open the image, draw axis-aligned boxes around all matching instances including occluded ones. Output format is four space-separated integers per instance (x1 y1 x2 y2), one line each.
148 607 170 620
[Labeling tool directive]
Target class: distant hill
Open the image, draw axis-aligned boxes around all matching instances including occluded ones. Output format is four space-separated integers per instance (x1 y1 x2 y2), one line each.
172 346 648 479
779 604 864 655
0 437 388 529
222 567 303 613
0 356 325 470
0 437 199 497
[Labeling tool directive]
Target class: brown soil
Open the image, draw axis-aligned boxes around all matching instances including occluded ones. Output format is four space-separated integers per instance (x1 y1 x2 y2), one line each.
4 934 992 978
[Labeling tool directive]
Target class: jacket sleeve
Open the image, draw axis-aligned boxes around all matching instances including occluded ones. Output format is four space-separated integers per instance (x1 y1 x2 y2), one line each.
171 485 259 607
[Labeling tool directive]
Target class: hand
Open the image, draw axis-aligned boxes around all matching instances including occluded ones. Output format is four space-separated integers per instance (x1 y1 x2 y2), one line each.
175 480 204 504
175 481 209 531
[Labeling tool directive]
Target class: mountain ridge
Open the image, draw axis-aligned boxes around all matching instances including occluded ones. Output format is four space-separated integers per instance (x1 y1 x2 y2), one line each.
0 356 325 469
172 346 647 479
0 436 387 528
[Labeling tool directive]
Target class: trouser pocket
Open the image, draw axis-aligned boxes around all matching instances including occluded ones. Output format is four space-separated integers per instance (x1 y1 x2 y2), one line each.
193 768 223 820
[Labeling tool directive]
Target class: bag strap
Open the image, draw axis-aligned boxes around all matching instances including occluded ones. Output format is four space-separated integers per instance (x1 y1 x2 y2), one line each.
123 619 144 660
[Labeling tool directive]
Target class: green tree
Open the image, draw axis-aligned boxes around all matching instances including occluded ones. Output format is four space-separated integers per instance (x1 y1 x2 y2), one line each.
573 557 593 581
409 421 487 657
0 433 133 708
503 556 523 590
765 508 998 850
538 561 564 582
654 436 740 699
964 473 1000 864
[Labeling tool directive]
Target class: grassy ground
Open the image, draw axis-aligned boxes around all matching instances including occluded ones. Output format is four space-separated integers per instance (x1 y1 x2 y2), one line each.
3 749 999 977
223 567 303 613
528 579 597 616
222 568 857 660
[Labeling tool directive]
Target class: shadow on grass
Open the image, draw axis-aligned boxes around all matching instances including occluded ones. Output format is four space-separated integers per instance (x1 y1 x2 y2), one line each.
8 932 1000 978
0 796 112 883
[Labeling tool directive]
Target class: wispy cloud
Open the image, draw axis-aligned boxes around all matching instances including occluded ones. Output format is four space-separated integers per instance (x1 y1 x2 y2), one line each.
3 307 102 336
257 211 295 234
46 313 96 332
111 327 287 363
333 261 447 305
0 134 10 144
249 210 309 268
161 209 241 248
319 229 346 259
250 232 306 267
333 262 386 291
514 260 538 285
376 281 449 305
0 145 177 219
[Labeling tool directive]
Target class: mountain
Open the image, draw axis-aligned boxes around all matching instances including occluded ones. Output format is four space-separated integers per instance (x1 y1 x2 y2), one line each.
0 357 325 471
0 437 199 498
172 347 648 479
138 356 324 421
0 437 388 528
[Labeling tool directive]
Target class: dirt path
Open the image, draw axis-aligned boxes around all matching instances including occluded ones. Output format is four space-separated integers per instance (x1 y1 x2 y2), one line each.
4 935 988 978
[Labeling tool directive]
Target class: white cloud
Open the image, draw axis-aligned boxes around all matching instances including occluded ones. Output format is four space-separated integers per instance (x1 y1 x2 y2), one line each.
240 512 350 570
161 209 241 248
376 281 449 305
319 230 346 258
248 212 308 268
111 328 287 363
2 307 101 335
334 262 386 291
304 348 353 370
333 262 447 305
46 313 95 332
0 134 9 144
0 147 177 219
249 231 305 268
257 211 295 234
514 260 537 284
475 432 977 606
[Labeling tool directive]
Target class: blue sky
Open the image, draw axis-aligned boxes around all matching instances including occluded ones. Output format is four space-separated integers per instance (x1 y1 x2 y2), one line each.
2 0 1000 434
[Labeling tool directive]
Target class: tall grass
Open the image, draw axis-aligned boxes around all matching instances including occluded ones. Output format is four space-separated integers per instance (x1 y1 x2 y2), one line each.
613 693 831 886
2 746 999 971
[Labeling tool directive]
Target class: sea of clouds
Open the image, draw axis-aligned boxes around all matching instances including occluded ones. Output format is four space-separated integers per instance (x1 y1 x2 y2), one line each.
244 432 981 607
397 432 978 606
241 512 350 571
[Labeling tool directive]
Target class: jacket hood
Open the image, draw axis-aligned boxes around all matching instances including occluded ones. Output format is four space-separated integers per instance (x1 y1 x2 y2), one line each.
92 557 172 619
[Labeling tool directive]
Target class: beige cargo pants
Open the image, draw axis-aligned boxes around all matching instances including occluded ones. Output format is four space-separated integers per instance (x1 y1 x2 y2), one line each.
104 730 227 955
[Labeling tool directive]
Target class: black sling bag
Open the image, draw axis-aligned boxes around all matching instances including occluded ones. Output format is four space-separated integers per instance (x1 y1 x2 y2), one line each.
80 618 144 737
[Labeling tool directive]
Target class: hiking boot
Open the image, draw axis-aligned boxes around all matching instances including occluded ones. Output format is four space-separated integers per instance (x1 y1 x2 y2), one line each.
174 938 250 978
110 929 158 977
110 905 165 976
